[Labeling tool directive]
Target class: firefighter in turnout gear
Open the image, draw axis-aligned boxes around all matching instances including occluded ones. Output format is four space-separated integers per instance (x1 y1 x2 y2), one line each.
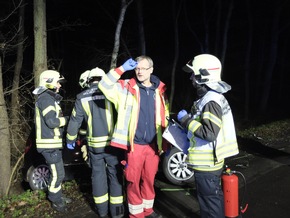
99 56 169 218
66 67 124 218
32 70 71 212
178 54 239 218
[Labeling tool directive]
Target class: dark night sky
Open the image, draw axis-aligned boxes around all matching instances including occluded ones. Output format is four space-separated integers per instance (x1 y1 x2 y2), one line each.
2 0 290 120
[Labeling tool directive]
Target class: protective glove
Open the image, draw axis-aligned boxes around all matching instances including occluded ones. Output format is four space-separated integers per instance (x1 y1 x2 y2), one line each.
67 142 75 150
81 145 88 161
177 109 188 121
122 58 138 71
177 109 192 129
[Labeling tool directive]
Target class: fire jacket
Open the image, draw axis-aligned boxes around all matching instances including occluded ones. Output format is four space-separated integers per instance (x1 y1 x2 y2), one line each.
186 90 239 171
98 67 169 152
34 90 67 151
66 83 114 153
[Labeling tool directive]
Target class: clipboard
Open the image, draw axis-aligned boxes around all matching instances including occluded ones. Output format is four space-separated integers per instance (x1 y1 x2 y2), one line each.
162 118 190 154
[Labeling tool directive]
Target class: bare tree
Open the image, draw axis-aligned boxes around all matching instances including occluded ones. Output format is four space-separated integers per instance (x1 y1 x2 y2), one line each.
219 0 234 68
110 0 134 69
10 1 26 157
136 0 146 55
169 0 183 111
0 57 10 197
33 0 47 86
258 4 281 117
0 0 26 197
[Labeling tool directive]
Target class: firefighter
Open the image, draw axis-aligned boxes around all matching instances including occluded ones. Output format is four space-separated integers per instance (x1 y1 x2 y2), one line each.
32 70 71 212
178 54 239 218
98 56 169 218
66 67 124 218
77 70 91 163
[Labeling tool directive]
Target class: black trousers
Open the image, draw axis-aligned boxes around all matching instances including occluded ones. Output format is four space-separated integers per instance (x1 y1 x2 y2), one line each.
41 149 65 204
194 170 224 218
90 148 124 217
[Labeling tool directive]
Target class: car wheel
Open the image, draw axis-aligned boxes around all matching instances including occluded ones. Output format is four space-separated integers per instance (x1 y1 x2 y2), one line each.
27 164 50 191
162 147 195 185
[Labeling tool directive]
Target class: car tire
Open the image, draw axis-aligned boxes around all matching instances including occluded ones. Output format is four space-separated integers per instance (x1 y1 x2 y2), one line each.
27 164 50 191
162 147 195 185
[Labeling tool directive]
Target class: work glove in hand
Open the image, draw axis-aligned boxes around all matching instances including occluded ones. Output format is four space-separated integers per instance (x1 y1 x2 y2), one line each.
81 145 88 161
177 110 188 121
67 142 75 150
122 58 138 71
177 109 192 129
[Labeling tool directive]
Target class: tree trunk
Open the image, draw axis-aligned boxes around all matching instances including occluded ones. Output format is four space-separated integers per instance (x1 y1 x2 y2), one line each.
136 0 146 55
169 0 182 111
214 0 221 54
0 57 11 197
220 0 234 69
11 1 25 153
33 0 47 87
110 0 133 69
258 6 280 117
202 0 209 52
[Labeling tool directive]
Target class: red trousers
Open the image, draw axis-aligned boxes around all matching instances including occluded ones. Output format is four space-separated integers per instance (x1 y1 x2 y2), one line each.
124 143 159 218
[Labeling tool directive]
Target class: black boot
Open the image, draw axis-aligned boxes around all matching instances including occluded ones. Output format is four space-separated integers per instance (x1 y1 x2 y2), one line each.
62 196 72 204
51 200 67 213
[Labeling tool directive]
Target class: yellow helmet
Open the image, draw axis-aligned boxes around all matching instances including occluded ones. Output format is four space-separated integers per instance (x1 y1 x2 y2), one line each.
39 70 65 89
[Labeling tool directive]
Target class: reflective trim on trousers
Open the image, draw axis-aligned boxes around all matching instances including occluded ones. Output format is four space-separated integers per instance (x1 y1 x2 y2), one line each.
128 203 143 215
94 193 109 204
143 198 154 209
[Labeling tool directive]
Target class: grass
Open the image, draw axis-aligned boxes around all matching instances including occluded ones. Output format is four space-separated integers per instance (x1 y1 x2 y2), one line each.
237 119 290 144
0 189 49 218
0 180 90 218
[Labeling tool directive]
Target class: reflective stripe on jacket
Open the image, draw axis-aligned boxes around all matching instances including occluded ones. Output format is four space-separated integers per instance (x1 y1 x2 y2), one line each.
98 68 169 152
187 91 239 171
34 90 66 150
66 83 114 153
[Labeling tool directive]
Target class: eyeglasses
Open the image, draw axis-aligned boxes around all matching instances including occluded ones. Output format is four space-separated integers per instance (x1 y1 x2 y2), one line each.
135 67 152 71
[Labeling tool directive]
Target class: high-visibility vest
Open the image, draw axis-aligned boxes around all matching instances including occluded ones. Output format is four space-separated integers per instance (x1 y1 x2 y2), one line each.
187 91 239 171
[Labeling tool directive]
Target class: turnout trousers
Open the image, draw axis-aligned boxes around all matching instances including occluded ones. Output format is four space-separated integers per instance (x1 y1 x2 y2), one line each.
124 143 160 218
90 148 124 217
194 170 225 218
41 149 65 204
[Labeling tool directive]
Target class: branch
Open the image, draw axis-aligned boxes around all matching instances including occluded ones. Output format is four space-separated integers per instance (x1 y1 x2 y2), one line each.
0 0 24 23
47 19 90 32
6 153 24 196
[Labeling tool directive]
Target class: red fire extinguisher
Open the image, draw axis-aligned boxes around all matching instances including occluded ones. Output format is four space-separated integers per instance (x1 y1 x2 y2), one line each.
222 168 248 218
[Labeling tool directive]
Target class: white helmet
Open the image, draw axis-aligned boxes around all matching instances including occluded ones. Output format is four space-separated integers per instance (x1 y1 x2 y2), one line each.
79 67 105 88
183 54 231 93
39 70 65 89
89 67 105 78
79 70 90 88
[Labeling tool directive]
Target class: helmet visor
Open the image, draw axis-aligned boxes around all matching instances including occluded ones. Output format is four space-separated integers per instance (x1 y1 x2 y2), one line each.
182 58 194 73
58 74 66 83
